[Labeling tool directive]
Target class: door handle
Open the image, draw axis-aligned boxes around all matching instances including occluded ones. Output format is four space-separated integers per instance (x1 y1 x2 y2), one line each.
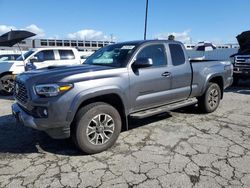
162 72 171 77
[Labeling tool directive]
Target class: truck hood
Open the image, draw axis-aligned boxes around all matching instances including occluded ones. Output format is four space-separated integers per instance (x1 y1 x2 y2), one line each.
0 61 22 74
0 60 22 64
17 64 119 83
236 30 250 55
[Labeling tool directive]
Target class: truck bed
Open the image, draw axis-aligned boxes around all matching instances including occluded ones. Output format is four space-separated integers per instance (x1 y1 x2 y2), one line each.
190 60 232 98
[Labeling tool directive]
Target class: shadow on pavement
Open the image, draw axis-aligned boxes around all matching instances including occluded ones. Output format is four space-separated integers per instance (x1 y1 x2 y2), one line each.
225 80 250 95
0 95 14 101
173 105 202 114
0 113 174 156
226 87 250 95
127 112 172 131
0 114 82 156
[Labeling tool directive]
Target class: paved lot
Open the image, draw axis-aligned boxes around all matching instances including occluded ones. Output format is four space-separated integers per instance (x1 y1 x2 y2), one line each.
0 84 250 188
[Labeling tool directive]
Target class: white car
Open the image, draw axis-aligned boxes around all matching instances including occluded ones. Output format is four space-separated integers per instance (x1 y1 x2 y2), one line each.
0 47 81 95
0 54 21 61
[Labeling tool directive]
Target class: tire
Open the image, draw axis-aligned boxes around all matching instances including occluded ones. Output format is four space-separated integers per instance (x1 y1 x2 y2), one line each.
198 83 221 113
73 102 122 154
0 74 15 95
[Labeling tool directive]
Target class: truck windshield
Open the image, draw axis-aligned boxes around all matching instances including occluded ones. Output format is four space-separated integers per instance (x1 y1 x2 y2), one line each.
16 50 34 61
85 43 138 67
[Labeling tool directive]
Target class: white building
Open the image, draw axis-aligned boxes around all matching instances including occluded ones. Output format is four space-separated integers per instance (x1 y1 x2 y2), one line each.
0 38 114 52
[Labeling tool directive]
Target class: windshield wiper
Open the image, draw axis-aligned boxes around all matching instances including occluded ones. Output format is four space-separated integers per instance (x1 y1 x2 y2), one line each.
89 63 113 67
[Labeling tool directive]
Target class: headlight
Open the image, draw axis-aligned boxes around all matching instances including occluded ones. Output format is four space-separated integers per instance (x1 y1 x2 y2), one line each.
35 83 73 97
230 57 235 64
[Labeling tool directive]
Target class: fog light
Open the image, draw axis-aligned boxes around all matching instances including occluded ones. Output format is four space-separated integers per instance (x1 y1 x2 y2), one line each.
36 107 48 118
43 109 48 116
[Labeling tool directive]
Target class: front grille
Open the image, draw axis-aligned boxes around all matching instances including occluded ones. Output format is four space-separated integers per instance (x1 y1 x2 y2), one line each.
235 56 250 69
14 80 28 104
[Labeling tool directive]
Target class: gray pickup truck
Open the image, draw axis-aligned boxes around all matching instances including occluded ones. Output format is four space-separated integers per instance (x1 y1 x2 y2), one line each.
12 40 233 154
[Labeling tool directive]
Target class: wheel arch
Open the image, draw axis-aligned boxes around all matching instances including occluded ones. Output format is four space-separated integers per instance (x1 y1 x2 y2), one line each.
208 76 224 99
0 71 13 78
201 74 224 99
69 92 128 133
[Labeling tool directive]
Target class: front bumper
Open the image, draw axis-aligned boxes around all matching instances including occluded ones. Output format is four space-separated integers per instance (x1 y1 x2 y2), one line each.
12 103 70 139
233 68 250 79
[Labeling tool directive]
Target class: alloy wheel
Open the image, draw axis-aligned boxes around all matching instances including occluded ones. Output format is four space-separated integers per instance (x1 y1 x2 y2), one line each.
86 113 115 145
208 89 219 108
1 78 14 93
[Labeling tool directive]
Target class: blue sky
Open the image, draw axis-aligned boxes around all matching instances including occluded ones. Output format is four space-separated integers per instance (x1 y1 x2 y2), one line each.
0 0 250 44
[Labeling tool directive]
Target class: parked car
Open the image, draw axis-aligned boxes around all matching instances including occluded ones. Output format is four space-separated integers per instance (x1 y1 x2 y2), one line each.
230 30 250 85
0 47 81 95
0 54 20 61
78 51 94 63
80 55 90 63
12 40 233 154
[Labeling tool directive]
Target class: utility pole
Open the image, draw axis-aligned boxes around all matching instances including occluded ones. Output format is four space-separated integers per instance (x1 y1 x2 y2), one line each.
144 0 149 40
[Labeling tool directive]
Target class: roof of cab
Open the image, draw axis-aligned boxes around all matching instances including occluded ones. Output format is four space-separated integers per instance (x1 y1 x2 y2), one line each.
30 47 77 51
109 39 183 46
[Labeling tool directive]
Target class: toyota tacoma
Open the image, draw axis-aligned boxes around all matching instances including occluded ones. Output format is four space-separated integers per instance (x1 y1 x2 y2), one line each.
12 40 233 154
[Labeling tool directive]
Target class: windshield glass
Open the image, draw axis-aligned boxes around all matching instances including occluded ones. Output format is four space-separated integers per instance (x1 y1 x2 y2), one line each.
85 43 138 67
16 50 34 61
0 56 8 61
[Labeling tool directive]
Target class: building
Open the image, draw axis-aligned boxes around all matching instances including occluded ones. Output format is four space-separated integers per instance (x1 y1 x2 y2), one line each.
0 38 114 52
0 38 240 60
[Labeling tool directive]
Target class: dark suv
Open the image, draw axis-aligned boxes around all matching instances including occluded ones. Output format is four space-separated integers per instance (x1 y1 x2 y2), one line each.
231 31 250 84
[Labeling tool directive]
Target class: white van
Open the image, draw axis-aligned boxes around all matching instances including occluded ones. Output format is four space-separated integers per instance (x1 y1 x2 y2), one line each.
0 47 81 95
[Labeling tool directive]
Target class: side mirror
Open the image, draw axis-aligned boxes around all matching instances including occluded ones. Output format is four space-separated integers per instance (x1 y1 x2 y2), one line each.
133 58 153 68
29 56 38 63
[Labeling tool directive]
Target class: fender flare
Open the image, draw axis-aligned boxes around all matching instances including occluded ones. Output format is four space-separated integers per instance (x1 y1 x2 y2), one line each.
201 73 224 97
0 71 13 78
66 86 129 123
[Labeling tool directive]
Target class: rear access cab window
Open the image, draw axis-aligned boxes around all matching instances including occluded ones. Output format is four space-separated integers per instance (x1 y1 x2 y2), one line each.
169 44 185 66
59 50 75 60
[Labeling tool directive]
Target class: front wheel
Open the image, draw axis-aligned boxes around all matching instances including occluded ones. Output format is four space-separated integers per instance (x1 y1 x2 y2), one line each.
73 102 122 154
198 83 221 113
0 74 15 95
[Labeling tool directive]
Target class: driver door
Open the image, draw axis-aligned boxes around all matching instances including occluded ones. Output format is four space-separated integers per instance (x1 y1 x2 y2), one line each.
129 43 171 112
32 50 56 69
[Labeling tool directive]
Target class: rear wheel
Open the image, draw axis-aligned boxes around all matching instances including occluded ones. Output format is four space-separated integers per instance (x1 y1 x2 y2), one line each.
198 83 221 113
0 74 15 95
73 102 121 154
